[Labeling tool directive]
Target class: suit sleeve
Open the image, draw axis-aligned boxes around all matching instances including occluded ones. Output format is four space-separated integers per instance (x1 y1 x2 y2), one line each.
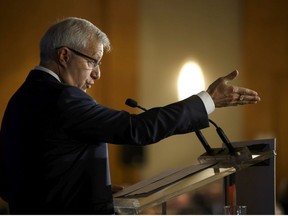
58 87 209 145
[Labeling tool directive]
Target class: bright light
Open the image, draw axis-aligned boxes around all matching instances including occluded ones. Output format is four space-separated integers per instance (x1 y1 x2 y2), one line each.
177 61 205 100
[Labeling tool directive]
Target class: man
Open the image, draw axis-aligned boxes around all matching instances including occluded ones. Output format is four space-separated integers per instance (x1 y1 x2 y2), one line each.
0 17 260 214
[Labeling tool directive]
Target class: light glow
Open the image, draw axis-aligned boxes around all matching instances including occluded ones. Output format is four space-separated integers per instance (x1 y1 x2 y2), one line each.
177 61 205 100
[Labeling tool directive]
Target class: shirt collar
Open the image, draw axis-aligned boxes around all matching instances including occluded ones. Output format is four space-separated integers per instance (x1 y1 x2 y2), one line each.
34 66 61 82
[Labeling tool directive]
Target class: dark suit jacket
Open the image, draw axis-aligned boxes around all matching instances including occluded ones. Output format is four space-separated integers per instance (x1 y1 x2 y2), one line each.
0 69 209 214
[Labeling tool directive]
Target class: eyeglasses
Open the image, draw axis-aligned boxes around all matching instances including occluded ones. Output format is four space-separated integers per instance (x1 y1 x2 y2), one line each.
56 46 101 69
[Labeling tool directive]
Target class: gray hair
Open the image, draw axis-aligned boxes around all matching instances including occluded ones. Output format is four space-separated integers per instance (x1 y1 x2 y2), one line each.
40 17 110 63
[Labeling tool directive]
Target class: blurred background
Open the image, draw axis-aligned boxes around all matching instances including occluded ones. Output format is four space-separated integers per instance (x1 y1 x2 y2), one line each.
0 0 288 214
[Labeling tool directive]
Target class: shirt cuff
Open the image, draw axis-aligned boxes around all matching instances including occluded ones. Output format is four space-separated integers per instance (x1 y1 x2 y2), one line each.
197 91 215 115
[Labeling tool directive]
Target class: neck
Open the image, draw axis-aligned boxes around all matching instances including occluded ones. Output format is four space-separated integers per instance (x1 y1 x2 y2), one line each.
39 61 63 82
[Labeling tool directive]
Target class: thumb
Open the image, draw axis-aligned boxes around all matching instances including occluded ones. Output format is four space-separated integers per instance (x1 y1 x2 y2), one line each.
223 70 239 83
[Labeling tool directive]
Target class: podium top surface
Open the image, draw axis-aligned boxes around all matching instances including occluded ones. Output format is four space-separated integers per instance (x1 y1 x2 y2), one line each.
113 139 275 214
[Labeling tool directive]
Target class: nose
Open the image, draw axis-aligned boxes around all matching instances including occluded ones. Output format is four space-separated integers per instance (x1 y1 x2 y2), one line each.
91 66 101 80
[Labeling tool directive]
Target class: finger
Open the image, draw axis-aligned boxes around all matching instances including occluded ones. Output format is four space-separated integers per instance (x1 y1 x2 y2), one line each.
236 87 259 96
236 94 261 105
215 93 260 107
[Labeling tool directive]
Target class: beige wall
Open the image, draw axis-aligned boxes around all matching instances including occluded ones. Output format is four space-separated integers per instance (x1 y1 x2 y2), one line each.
138 0 244 177
242 0 288 194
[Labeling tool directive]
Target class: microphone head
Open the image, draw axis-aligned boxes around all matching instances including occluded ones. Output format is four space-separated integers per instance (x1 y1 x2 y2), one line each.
125 98 138 108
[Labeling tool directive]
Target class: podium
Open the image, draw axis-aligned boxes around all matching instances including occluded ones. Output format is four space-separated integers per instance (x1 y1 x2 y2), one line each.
113 138 276 214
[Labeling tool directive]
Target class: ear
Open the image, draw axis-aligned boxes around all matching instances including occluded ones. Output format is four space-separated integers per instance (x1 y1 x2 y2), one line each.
57 47 70 65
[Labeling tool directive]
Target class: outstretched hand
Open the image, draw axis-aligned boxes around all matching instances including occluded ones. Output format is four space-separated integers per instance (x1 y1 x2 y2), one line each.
207 70 261 108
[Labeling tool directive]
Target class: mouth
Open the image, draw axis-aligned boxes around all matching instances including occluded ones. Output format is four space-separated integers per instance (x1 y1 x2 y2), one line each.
85 82 94 89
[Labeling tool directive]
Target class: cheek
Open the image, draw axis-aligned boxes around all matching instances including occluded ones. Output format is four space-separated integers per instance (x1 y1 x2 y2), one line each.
74 71 91 89
80 71 91 81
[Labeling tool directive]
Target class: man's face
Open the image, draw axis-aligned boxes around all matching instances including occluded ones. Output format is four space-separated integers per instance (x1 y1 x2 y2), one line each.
58 42 104 92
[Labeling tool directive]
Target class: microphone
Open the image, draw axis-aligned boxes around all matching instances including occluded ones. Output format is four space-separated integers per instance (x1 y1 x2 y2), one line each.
208 119 236 153
195 130 213 155
125 98 147 112
198 119 253 167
